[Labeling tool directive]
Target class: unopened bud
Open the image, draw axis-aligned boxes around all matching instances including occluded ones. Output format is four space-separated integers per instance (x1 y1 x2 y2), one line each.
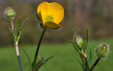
75 36 84 48
96 43 109 58
4 7 16 20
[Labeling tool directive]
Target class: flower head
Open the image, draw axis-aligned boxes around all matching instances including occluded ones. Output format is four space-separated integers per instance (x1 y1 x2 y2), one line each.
96 43 110 58
37 1 64 29
4 7 16 20
74 36 84 49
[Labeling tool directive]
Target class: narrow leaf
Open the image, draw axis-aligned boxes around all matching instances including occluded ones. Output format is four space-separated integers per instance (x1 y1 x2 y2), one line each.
87 47 92 67
16 31 21 41
32 62 44 71
41 55 45 62
8 27 12 33
44 55 55 62
32 55 55 71
83 40 87 53
71 40 82 54
76 58 84 70
32 62 35 68
37 56 41 62
72 29 77 36
83 57 86 67
21 48 32 68
18 29 22 32
13 19 22 34
20 18 28 29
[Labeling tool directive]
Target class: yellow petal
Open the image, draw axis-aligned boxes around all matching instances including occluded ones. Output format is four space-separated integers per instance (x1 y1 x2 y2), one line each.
45 22 61 29
47 2 64 24
37 1 48 25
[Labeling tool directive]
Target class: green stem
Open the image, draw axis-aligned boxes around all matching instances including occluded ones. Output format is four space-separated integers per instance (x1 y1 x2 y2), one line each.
84 55 89 71
15 42 23 71
79 53 84 71
90 57 101 71
33 28 47 65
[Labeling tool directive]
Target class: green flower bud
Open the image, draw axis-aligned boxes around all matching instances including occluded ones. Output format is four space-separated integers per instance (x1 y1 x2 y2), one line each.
74 36 84 49
4 7 16 20
96 43 109 58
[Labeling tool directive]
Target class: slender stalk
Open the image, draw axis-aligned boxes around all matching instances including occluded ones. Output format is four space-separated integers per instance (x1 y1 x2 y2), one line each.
90 57 101 71
10 19 14 32
15 42 23 71
79 53 84 71
10 19 23 71
33 28 47 65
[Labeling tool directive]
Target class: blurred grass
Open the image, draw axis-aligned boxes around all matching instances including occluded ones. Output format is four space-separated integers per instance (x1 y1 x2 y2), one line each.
0 38 113 71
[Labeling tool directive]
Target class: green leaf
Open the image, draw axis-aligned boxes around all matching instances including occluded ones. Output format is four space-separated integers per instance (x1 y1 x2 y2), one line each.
41 55 45 62
21 48 32 68
37 56 41 62
20 18 28 29
82 40 87 53
13 19 22 34
72 29 77 36
87 47 92 67
12 19 22 41
44 55 55 62
71 40 82 54
32 55 55 71
32 62 35 68
76 58 84 71
8 27 12 33
16 31 21 41
32 61 44 71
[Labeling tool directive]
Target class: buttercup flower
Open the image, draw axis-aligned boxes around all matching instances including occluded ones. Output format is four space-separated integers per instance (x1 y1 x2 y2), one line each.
37 1 64 29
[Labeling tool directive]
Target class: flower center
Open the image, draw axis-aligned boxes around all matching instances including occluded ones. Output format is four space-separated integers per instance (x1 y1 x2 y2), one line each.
45 15 53 22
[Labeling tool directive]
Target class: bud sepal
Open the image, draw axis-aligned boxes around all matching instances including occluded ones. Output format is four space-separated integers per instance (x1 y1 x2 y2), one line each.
96 43 109 58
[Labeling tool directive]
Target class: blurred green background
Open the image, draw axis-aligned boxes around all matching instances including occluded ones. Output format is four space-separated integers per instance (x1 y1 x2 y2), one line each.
0 38 113 71
0 0 113 71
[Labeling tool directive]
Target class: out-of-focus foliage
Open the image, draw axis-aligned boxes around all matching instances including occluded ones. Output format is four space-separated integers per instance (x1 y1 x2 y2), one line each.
0 0 113 46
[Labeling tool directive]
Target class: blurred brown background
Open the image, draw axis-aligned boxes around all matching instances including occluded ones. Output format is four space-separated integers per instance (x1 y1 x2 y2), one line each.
0 0 113 46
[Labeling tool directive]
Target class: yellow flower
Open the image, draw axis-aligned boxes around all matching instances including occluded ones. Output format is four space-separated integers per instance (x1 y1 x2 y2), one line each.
37 1 64 29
